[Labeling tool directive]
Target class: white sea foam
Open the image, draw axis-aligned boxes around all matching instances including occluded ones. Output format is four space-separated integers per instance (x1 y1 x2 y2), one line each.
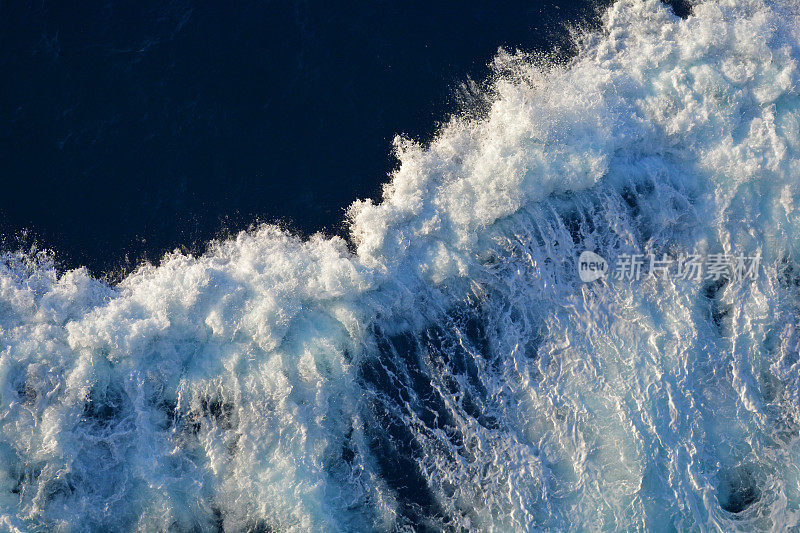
3 0 800 530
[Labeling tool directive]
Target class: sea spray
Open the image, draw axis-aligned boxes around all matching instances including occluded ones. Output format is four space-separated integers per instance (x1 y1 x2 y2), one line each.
3 0 800 529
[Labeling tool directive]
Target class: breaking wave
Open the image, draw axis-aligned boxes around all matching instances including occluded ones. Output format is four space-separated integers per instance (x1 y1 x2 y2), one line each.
2 0 800 530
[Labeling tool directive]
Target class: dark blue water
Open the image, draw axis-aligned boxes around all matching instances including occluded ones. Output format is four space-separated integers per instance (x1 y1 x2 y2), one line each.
0 0 688 276
17 2 800 531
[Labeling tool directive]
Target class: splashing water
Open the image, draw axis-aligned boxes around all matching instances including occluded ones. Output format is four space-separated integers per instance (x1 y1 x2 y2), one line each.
3 0 800 530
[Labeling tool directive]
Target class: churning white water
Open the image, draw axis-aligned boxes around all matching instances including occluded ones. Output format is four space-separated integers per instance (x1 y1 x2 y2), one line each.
3 0 800 530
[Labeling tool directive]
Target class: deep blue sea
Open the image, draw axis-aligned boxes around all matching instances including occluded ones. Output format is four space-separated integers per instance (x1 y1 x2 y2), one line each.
0 0 658 276
7 0 800 531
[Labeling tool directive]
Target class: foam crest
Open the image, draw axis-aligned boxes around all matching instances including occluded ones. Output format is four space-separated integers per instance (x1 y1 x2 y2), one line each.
3 0 800 530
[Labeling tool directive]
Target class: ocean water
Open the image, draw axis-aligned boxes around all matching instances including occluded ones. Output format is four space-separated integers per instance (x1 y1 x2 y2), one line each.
0 0 616 276
2 0 800 530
